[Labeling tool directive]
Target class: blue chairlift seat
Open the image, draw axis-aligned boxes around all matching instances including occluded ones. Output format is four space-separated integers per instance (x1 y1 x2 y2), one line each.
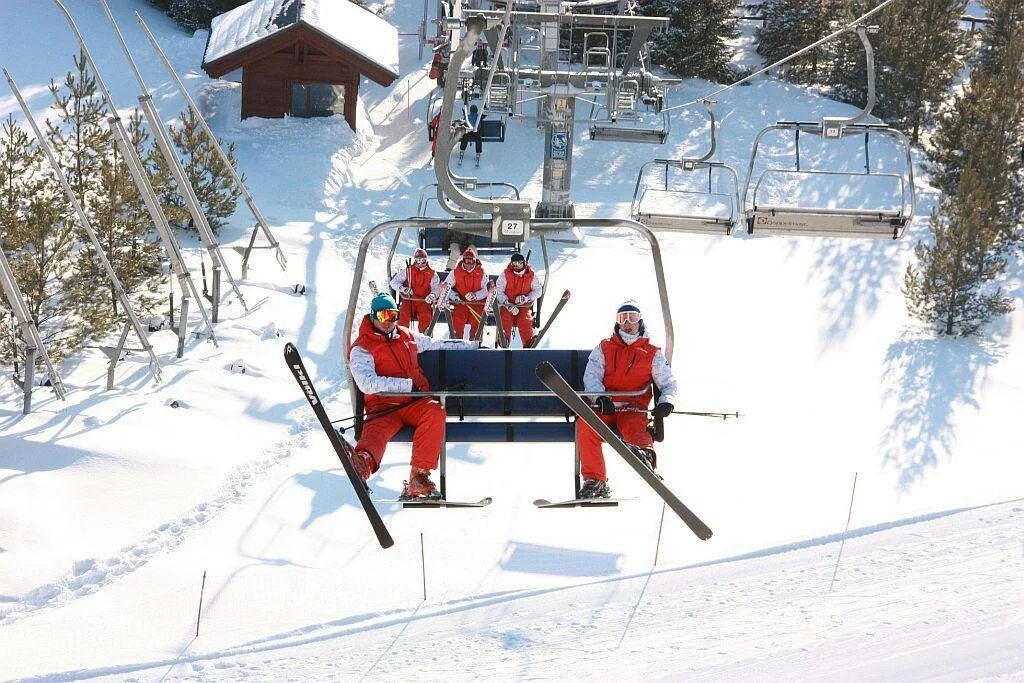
479 118 506 142
355 349 590 443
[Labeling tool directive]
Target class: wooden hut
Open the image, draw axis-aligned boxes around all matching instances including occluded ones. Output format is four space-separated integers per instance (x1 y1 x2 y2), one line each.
202 0 399 130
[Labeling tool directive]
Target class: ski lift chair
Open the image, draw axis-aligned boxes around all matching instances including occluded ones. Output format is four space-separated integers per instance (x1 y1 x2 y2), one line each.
630 101 740 234
742 120 915 239
741 25 916 239
589 78 670 144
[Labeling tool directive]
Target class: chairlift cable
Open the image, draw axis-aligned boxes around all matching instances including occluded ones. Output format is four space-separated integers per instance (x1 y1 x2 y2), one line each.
661 0 900 114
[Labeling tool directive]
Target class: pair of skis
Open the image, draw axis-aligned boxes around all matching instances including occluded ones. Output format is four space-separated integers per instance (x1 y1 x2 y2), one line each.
285 346 712 548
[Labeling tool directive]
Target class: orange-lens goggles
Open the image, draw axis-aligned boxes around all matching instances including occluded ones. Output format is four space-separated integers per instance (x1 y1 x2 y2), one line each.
616 311 641 324
374 308 400 324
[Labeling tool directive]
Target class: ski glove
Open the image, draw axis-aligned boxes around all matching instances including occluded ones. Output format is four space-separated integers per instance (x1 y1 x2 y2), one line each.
401 287 414 297
465 292 477 301
508 305 519 315
514 295 529 305
425 293 437 304
595 395 615 416
653 402 674 419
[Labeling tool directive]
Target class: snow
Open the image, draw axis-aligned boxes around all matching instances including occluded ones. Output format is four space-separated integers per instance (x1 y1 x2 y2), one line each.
1 0 1023 679
204 0 399 78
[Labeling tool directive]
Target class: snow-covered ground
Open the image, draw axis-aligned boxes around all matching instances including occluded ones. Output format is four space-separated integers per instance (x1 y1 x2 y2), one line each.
1 0 1022 680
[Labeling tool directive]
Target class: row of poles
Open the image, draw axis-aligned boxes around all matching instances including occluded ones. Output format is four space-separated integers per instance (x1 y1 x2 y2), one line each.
1 0 289 414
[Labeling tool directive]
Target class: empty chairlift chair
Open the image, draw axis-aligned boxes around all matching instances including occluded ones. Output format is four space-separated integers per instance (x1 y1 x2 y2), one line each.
740 26 916 239
630 101 740 234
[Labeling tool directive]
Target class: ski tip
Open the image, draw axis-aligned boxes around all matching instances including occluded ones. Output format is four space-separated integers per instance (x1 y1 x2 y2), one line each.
284 341 297 356
532 499 552 506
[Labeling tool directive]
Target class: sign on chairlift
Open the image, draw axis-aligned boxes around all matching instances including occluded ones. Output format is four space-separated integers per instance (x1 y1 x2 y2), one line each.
494 216 528 240
822 116 846 138
551 132 569 160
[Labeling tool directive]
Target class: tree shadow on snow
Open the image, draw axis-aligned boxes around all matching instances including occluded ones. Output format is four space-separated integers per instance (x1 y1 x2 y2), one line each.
880 333 1006 491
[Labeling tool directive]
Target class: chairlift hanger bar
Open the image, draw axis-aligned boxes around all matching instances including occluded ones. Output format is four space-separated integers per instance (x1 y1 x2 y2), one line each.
4 69 163 384
662 0 898 114
475 9 669 30
51 0 217 345
134 12 288 272
99 0 249 315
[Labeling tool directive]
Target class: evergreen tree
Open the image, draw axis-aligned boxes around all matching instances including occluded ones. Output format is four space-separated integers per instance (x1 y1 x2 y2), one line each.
641 0 739 82
827 0 967 141
45 51 110 215
74 110 165 327
160 108 242 234
975 0 1024 76
927 34 1024 244
4 172 83 364
169 0 203 33
904 163 1014 335
756 0 839 85
0 115 43 368
0 115 41 243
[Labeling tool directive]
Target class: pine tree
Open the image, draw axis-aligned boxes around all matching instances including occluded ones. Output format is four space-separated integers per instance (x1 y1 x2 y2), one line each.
827 0 967 141
45 51 110 215
975 0 1024 76
169 0 202 33
0 115 44 368
641 0 739 82
75 110 164 327
161 108 242 234
904 163 1014 335
0 115 41 244
4 172 83 364
927 34 1024 245
756 0 839 85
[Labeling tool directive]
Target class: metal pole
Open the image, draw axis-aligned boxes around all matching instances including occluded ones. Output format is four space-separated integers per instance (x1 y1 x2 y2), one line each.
0 242 67 404
195 570 207 637
4 69 163 382
50 0 217 345
100 0 248 315
420 532 427 601
135 12 287 272
829 472 859 592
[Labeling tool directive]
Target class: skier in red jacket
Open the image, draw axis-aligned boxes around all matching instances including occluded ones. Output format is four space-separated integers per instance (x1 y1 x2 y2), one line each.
576 301 678 499
443 245 489 339
348 292 477 499
390 247 440 332
495 252 542 347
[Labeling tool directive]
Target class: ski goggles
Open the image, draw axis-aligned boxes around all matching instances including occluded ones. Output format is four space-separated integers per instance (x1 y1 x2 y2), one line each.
414 256 428 266
616 311 641 324
374 308 400 324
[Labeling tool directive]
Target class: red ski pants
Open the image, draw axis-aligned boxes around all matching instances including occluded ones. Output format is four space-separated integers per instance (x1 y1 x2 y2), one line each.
451 302 484 339
499 307 534 347
355 398 446 471
576 409 653 482
399 300 433 331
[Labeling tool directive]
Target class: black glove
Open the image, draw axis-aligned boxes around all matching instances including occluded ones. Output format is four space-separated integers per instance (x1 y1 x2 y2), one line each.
595 395 615 416
653 402 674 419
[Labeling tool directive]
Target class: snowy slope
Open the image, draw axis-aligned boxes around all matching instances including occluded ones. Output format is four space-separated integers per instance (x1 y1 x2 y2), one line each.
1 0 1022 679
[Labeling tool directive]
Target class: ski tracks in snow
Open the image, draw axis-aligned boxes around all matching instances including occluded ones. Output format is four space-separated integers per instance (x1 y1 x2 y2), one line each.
0 376 350 626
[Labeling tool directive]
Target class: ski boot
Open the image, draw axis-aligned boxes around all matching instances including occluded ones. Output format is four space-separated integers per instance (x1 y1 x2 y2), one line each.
400 468 442 500
457 150 465 166
629 446 661 478
474 152 481 168
578 479 611 499
349 449 375 481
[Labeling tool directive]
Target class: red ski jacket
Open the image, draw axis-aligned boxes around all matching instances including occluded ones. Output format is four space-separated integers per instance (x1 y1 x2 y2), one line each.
599 334 657 408
350 315 430 408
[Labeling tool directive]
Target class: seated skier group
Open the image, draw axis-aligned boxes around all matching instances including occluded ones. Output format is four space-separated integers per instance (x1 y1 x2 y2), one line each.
348 247 677 501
